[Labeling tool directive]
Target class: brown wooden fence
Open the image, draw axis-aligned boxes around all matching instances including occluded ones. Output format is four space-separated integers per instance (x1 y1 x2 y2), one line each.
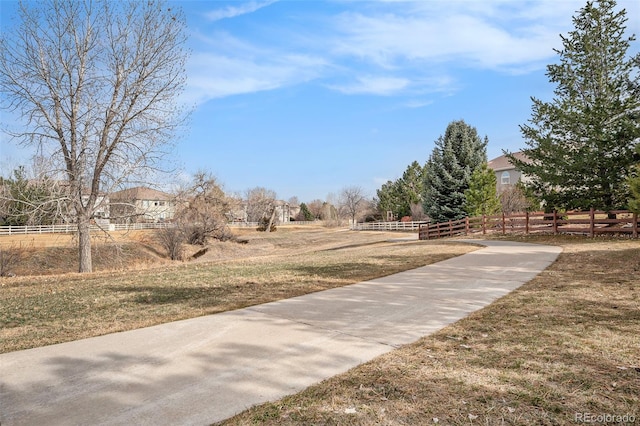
418 209 639 240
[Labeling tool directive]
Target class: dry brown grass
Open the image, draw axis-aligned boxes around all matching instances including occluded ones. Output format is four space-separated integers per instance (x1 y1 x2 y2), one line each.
0 230 168 275
222 236 640 425
0 227 475 353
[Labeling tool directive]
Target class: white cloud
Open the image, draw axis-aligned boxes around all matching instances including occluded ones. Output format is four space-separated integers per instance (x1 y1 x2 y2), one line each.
184 51 329 105
329 0 639 73
205 1 277 21
186 0 640 103
330 7 561 72
329 75 409 95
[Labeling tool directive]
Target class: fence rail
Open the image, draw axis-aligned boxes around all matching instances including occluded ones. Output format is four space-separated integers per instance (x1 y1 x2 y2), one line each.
351 221 426 231
418 209 639 240
0 222 173 236
0 220 322 236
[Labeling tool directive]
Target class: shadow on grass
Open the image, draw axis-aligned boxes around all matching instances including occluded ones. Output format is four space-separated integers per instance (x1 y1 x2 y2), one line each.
292 262 381 278
322 241 389 251
110 285 239 305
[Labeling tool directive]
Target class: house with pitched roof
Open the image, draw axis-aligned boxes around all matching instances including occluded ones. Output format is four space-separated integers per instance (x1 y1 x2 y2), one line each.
487 152 530 193
109 186 176 223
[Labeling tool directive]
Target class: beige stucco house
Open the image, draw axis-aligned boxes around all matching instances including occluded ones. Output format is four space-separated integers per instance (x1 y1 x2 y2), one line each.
109 186 176 223
487 152 530 192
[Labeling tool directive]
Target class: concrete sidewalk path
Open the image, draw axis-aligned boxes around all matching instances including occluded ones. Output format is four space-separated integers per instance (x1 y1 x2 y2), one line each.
0 240 561 426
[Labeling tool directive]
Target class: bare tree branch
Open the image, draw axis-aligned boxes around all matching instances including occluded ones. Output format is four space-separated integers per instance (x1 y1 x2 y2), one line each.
0 0 189 272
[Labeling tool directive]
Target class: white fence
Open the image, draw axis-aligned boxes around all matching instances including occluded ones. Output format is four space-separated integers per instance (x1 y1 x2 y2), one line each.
0 220 322 236
228 221 319 228
351 221 426 231
0 222 172 236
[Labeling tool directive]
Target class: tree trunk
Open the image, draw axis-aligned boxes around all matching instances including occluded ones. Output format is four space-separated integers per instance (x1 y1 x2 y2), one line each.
78 216 93 273
265 205 277 233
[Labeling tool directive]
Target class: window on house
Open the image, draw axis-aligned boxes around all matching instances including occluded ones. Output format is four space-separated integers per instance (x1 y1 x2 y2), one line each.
501 171 511 185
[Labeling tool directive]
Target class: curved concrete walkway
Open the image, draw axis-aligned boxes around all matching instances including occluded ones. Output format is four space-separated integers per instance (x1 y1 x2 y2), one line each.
0 240 561 426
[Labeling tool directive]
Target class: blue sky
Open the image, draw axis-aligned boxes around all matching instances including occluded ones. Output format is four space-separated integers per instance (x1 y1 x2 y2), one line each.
1 0 639 203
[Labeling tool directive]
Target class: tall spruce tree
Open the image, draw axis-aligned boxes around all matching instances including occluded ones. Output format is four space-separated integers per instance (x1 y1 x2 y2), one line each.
509 0 640 212
423 120 488 222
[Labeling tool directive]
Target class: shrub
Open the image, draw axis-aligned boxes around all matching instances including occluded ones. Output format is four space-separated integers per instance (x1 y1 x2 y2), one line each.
155 226 185 261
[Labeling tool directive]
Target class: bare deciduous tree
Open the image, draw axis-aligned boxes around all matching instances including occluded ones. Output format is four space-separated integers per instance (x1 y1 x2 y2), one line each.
499 185 532 214
155 226 185 261
339 186 367 225
245 187 277 223
176 172 234 245
0 0 188 272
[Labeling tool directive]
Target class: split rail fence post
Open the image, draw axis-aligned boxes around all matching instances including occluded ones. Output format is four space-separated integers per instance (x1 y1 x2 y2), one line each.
525 211 529 235
634 212 638 239
448 220 453 237
482 215 486 235
502 212 505 235
465 217 469 235
589 208 595 238
553 210 558 235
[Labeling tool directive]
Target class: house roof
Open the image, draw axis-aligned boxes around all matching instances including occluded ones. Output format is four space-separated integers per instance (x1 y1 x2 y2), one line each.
488 152 530 172
110 186 172 201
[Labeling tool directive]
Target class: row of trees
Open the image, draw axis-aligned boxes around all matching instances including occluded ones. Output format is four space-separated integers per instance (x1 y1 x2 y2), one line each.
375 119 518 223
376 0 639 223
1 0 638 272
0 166 359 228
0 161 374 262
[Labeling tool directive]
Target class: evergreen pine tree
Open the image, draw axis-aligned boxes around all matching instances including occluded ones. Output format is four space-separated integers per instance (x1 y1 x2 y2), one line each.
509 0 640 212
376 179 405 219
464 163 501 217
423 120 488 222
377 161 427 219
3 167 62 226
297 202 314 221
398 161 426 217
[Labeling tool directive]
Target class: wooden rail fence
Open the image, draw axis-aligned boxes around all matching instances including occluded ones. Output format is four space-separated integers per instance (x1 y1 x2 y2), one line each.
418 209 639 240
